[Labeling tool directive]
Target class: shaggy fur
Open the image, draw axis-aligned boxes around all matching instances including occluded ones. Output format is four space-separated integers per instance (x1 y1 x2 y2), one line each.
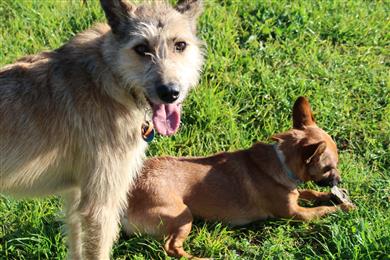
0 0 204 259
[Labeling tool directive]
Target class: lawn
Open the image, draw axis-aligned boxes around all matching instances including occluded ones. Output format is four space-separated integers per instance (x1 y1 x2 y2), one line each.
0 0 389 259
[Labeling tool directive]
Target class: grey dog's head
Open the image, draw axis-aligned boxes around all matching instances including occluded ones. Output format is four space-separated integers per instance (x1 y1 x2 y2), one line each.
100 0 204 135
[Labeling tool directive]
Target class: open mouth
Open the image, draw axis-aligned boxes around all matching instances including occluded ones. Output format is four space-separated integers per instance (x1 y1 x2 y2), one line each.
147 100 182 136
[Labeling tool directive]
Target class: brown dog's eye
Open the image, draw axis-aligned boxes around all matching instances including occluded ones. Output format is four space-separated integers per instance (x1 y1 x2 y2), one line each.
174 41 187 53
134 44 150 56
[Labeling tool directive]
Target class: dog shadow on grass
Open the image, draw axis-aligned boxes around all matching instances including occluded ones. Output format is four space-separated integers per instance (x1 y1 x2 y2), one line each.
114 215 339 259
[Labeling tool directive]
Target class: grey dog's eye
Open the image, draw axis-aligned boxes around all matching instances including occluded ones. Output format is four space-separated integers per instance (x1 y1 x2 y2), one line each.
134 44 150 56
174 41 187 52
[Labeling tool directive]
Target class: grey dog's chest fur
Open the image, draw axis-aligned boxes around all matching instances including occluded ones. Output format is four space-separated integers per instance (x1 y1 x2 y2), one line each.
0 30 147 195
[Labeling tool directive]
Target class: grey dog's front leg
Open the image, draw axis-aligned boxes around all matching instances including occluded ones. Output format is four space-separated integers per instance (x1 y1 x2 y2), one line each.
64 190 82 260
81 207 120 260
77 168 130 260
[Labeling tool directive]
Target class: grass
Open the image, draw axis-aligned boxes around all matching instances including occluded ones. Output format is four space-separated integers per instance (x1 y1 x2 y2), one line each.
0 0 389 259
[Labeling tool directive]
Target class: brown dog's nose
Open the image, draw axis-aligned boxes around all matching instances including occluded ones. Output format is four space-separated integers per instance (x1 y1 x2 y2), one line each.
316 170 341 187
332 175 341 186
157 83 180 103
331 169 342 186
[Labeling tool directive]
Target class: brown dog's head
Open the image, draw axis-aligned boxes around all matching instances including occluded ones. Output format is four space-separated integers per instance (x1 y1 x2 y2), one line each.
272 97 341 187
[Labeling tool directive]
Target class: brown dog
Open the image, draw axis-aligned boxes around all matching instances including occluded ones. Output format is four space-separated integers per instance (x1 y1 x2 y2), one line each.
123 97 355 259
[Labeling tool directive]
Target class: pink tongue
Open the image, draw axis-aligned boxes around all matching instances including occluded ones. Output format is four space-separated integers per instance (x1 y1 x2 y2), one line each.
152 103 181 136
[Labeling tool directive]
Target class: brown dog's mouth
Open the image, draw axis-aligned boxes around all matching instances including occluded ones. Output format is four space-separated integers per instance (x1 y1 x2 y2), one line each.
315 177 339 187
146 98 182 136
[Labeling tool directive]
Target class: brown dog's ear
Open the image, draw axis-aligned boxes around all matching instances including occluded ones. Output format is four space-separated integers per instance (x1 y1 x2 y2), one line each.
302 141 326 164
271 132 293 143
176 0 203 20
100 0 136 39
293 96 316 129
271 133 284 143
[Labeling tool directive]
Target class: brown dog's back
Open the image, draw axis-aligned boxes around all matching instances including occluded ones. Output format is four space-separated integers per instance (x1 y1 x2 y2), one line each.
126 144 285 228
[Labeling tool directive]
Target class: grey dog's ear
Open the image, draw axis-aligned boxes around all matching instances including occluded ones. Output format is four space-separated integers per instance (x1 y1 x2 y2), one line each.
175 0 203 19
100 0 136 39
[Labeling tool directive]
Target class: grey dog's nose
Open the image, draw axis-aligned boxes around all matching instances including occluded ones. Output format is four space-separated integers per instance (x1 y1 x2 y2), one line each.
157 83 180 103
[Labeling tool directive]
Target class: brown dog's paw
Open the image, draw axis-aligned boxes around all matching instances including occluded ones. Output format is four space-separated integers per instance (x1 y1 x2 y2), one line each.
339 202 357 212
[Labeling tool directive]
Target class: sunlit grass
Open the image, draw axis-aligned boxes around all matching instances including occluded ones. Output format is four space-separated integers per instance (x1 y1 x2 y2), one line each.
0 0 389 259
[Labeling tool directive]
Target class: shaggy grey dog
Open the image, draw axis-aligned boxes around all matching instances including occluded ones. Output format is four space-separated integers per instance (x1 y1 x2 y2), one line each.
0 0 204 259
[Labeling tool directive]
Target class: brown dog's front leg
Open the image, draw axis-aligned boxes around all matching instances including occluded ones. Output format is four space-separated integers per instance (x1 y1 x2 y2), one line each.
298 189 333 202
288 203 355 221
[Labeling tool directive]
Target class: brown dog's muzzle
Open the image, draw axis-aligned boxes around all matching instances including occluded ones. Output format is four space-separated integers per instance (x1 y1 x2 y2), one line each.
315 169 342 187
